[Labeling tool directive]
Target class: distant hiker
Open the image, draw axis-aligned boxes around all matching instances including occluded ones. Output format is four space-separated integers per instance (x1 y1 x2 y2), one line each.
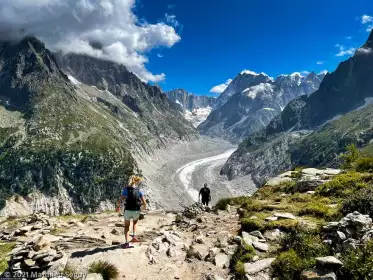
199 183 211 206
116 175 147 248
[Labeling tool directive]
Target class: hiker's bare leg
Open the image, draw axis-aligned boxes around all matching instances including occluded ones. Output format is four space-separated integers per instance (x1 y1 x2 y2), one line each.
133 219 138 236
124 220 131 243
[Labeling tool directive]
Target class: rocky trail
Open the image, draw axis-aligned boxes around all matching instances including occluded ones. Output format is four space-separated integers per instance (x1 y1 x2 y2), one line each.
0 205 242 280
1 167 373 280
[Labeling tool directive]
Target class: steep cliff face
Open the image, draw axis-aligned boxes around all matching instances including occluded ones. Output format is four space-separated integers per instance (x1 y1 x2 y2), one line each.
56 53 197 143
222 30 373 185
199 72 324 143
165 89 218 111
164 89 218 127
0 38 197 216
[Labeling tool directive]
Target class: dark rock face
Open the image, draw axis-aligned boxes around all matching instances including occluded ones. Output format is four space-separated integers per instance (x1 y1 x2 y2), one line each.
199 72 324 143
0 37 197 216
221 30 373 185
0 37 71 111
56 53 197 141
165 89 217 111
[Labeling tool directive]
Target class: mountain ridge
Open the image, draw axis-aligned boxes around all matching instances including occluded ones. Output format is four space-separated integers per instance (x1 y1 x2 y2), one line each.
221 29 373 185
0 37 198 216
199 71 325 143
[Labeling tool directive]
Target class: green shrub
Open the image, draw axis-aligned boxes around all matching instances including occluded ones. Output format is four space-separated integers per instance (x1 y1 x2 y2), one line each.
355 157 373 173
234 261 245 276
241 218 264 232
264 219 299 232
272 227 329 280
279 227 329 258
298 201 341 220
230 242 256 276
63 264 82 280
88 260 119 280
298 202 329 217
271 249 311 280
290 170 303 181
316 172 372 197
290 193 312 203
341 187 373 217
341 241 373 280
0 242 15 272
215 198 231 210
340 143 360 169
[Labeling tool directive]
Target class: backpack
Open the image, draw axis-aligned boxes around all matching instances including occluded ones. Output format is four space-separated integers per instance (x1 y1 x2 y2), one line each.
125 186 142 211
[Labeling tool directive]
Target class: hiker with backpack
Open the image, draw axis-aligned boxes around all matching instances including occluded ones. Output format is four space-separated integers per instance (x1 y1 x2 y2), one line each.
199 183 211 206
116 175 147 248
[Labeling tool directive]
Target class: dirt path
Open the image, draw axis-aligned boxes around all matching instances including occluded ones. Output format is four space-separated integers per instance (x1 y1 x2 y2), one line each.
41 207 241 280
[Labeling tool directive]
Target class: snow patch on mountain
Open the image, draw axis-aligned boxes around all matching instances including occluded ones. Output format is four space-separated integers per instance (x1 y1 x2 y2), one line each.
243 83 274 99
184 107 213 127
68 75 81 85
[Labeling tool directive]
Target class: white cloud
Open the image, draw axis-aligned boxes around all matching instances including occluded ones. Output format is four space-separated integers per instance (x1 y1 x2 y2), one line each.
361 15 373 24
0 0 181 82
316 61 324 65
346 36 352 40
209 79 233 94
335 44 356 57
165 13 180 28
301 70 310 75
361 15 373 32
356 47 373 55
157 53 164 58
319 70 328 75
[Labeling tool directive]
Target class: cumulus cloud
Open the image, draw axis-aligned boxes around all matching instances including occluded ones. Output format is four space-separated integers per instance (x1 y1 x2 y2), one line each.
335 44 356 57
361 15 373 32
210 79 233 94
0 0 181 82
362 15 373 24
317 61 324 65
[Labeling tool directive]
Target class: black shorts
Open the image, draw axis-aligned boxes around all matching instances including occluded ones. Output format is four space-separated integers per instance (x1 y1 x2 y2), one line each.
201 197 209 205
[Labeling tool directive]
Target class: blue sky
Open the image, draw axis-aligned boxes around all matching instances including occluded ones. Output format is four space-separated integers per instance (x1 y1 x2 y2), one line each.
135 0 373 95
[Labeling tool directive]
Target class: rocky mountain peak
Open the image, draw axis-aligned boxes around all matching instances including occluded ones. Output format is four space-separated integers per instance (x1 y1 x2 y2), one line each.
199 68 325 143
366 29 373 47
0 36 70 111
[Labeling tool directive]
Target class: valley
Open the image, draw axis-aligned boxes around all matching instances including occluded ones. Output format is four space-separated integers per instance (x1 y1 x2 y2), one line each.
1 2 373 279
137 137 256 211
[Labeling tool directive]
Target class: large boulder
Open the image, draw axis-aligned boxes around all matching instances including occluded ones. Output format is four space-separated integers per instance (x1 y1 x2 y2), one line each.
301 269 337 280
315 256 343 269
244 258 275 274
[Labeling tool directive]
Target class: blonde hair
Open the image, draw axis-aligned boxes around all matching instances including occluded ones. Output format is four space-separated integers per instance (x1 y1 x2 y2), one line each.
128 175 142 186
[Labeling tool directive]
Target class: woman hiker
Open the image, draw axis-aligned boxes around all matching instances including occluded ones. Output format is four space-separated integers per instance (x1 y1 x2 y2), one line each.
116 175 147 248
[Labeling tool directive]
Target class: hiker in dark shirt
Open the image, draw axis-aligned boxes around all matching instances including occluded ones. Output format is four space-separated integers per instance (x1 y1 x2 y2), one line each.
199 183 211 206
116 175 147 248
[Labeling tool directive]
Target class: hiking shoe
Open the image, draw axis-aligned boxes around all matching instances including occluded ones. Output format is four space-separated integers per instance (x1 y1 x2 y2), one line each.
122 243 131 249
131 236 140 243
